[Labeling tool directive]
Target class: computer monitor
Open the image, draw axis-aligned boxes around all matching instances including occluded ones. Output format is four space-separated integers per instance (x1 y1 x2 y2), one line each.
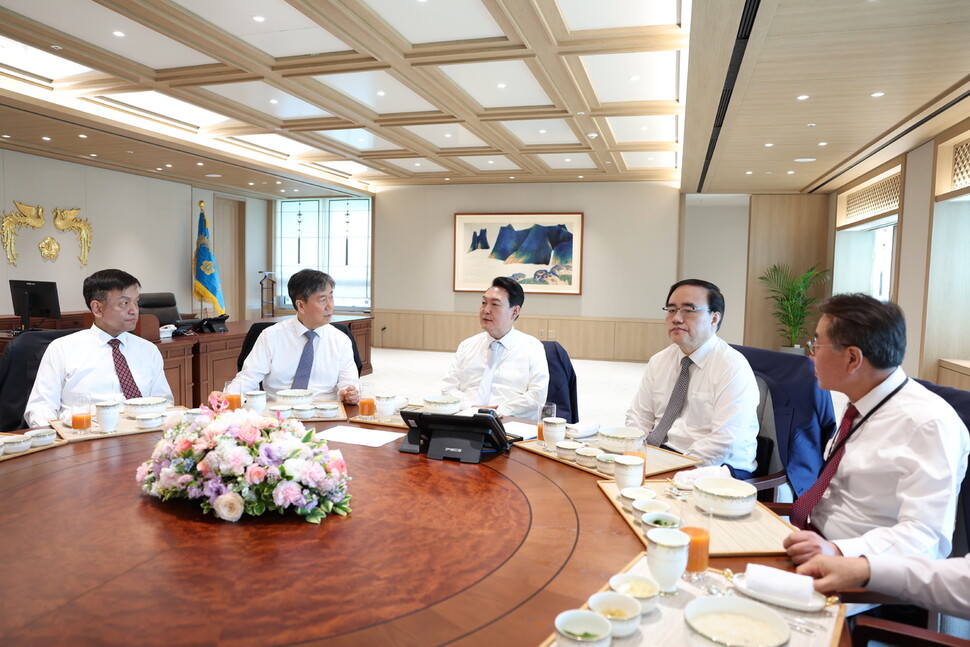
9 279 61 332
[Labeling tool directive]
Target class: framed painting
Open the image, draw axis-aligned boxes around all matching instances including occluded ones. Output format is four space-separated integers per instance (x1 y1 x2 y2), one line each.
453 212 583 295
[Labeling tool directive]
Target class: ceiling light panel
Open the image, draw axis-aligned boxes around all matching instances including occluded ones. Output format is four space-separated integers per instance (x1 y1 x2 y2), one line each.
457 155 520 171
201 81 330 119
620 151 677 168
100 91 230 127
0 0 215 69
581 51 680 103
234 133 317 155
500 119 578 145
361 0 503 44
313 70 437 113
439 60 552 108
316 160 373 176
402 124 487 148
0 35 91 79
317 129 402 151
606 115 678 143
537 153 596 169
382 158 449 173
557 0 679 30
170 0 348 58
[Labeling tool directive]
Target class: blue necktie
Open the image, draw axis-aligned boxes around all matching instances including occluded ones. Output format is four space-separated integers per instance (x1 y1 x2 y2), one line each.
292 330 317 389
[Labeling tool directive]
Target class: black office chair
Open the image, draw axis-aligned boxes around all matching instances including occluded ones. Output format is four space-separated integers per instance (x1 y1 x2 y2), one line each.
237 321 362 376
541 340 578 424
138 292 182 326
0 329 79 431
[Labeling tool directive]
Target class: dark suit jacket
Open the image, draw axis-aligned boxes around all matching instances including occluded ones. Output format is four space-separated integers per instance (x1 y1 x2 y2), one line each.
0 329 79 432
731 345 836 497
542 341 578 424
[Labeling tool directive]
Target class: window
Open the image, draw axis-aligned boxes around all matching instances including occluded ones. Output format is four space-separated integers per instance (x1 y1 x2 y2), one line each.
275 198 372 310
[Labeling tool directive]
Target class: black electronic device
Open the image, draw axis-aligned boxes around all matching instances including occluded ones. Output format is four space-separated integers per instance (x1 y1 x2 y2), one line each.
9 279 61 333
399 410 513 463
190 314 229 333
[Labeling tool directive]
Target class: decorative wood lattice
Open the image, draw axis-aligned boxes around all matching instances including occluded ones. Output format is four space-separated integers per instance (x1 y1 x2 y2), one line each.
953 138 970 191
846 173 901 221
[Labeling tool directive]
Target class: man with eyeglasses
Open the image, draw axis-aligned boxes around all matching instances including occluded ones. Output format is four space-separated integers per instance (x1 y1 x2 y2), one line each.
783 294 968 577
625 279 759 477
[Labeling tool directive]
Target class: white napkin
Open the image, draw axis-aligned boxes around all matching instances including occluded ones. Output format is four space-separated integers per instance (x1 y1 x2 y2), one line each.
672 465 731 488
566 421 600 438
744 563 815 604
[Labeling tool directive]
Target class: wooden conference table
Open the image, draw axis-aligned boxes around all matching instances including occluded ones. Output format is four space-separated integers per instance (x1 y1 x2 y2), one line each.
0 412 850 647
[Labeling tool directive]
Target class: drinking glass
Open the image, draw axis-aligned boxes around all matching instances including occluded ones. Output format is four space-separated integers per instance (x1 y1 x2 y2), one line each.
681 501 712 582
68 393 92 435
646 528 690 595
224 382 242 410
538 402 556 448
358 381 376 419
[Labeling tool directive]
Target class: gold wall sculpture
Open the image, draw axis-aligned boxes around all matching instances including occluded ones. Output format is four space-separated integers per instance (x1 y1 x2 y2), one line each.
53 207 92 266
39 236 61 259
1 201 45 266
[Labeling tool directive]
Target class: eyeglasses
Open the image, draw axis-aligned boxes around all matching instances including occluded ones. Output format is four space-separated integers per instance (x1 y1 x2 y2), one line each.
806 339 841 356
661 306 711 317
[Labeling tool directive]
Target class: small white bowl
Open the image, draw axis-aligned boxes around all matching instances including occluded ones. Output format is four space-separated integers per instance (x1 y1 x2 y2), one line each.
184 408 206 425
2 434 31 454
595 453 616 475
693 476 758 517
555 440 583 461
575 446 600 467
554 609 612 647
642 511 682 530
316 403 340 418
619 486 656 511
633 498 670 521
597 426 646 454
293 404 316 420
608 573 660 613
275 389 313 405
423 395 461 414
125 396 167 417
587 591 642 638
268 404 293 419
25 428 56 447
135 413 163 430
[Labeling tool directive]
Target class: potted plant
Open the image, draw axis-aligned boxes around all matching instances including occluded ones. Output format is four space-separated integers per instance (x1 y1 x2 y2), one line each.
757 263 831 353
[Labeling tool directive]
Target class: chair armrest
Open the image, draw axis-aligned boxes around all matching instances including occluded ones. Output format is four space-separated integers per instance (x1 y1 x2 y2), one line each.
745 470 788 491
764 501 792 515
852 616 970 647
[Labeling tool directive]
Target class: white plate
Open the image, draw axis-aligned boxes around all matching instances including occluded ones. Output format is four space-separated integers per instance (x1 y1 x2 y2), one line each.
684 596 789 647
732 573 827 612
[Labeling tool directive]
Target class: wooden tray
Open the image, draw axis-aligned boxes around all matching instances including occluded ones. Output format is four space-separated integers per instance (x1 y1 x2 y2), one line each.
0 432 69 462
51 407 186 442
515 439 700 479
599 480 796 556
537 553 845 647
347 404 419 429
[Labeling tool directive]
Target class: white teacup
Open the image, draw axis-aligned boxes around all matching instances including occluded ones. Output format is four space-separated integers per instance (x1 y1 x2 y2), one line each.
646 528 690 595
543 417 567 447
423 395 460 414
613 455 645 490
184 408 205 425
245 390 266 413
376 394 408 417
316 403 340 419
95 400 122 433
293 404 315 420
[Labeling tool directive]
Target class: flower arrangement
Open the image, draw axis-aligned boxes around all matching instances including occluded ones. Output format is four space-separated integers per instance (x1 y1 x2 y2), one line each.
135 405 351 523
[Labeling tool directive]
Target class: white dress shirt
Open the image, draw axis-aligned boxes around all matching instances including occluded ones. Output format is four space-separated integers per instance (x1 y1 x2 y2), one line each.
812 368 969 560
625 335 759 472
229 317 359 400
866 553 970 619
25 325 173 427
442 327 549 420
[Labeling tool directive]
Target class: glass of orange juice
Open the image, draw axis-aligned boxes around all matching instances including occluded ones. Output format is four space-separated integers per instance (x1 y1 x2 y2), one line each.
538 402 556 448
69 392 92 435
358 381 376 419
224 382 242 410
681 503 712 581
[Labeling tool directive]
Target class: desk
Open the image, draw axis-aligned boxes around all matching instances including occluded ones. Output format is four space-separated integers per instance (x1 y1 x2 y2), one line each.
0 415 849 647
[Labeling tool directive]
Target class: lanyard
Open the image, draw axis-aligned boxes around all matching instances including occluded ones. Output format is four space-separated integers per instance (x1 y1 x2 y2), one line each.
820 378 908 468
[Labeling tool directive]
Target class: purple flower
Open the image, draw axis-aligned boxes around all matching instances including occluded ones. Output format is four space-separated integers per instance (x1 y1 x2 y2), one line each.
258 442 287 466
203 477 228 504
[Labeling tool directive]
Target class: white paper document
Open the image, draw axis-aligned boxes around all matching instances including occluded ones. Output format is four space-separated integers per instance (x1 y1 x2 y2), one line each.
315 425 405 447
503 420 537 440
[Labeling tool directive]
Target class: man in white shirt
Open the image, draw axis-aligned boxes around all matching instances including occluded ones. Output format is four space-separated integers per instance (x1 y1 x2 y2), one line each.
442 276 549 420
784 294 968 569
212 269 359 404
796 553 970 620
25 269 173 427
625 279 759 477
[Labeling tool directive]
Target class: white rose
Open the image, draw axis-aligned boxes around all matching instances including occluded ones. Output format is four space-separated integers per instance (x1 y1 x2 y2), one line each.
212 491 245 522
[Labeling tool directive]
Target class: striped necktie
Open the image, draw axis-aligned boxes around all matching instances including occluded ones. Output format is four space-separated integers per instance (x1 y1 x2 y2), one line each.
647 356 693 447
291 330 318 389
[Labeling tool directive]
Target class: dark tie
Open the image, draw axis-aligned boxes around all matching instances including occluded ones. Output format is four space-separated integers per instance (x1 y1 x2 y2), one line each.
291 330 318 389
108 338 142 399
647 356 693 447
790 404 860 531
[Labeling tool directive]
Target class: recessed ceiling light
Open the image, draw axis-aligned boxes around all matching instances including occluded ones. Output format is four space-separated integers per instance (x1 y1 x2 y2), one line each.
564 158 572 162
275 181 282 184
126 150 133 154
414 162 421 167
487 160 494 164
269 99 278 104
196 162 204 166
640 126 649 131
647 157 654 161
78 134 87 138
205 174 222 178
765 143 773 147
538 129 547 134
280 189 286 193
765 171 772 175
444 133 452 138
628 75 640 82
252 15 266 22
794 158 816 162
165 164 172 168
870 92 885 98
293 189 299 192
248 182 254 186
1 135 10 138
50 45 62 51
445 177 450 181
376 90 386 96
787 170 795 174
156 167 162 171
42 136 51 141
807 123 816 127
587 132 598 139
796 95 810 101
509 176 515 179
112 31 125 38
818 142 828 146
497 83 506 89
745 171 753 175
89 153 97 157
578 175 584 179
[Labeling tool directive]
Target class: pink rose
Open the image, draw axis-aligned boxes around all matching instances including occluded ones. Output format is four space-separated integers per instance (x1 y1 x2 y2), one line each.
212 492 245 522
234 425 261 446
135 462 150 484
175 438 193 453
326 456 347 476
245 464 266 485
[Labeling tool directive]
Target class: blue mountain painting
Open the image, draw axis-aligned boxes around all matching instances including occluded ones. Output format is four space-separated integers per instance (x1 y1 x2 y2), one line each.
489 224 572 266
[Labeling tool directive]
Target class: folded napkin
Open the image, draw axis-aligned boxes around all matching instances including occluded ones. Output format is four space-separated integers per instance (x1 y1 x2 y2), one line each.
672 465 731 489
565 421 600 438
744 563 815 604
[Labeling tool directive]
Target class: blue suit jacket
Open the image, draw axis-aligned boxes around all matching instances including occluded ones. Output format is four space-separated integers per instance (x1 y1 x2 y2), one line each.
731 345 836 497
542 341 578 424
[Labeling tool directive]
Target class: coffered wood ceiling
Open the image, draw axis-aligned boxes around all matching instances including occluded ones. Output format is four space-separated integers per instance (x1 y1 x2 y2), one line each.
0 0 968 201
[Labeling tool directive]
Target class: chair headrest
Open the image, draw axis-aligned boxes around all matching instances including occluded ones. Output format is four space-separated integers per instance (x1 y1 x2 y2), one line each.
138 292 177 308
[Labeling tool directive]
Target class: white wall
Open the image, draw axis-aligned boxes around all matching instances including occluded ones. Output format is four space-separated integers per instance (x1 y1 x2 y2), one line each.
373 181 681 319
0 150 267 316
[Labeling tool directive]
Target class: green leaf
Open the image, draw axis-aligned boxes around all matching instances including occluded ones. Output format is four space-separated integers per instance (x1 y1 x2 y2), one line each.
757 263 831 346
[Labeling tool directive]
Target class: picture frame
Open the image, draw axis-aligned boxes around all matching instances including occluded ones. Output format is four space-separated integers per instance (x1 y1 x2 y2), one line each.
453 212 583 295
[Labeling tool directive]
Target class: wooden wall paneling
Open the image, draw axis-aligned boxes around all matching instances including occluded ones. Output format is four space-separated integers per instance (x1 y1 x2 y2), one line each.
514 315 546 341
553 319 616 360
745 195 831 350
922 201 970 379
422 313 480 352
614 320 669 362
372 311 424 349
158 338 196 407
937 361 970 390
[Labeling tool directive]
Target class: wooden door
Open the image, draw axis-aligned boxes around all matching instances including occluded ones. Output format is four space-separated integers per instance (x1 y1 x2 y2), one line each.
212 197 245 320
